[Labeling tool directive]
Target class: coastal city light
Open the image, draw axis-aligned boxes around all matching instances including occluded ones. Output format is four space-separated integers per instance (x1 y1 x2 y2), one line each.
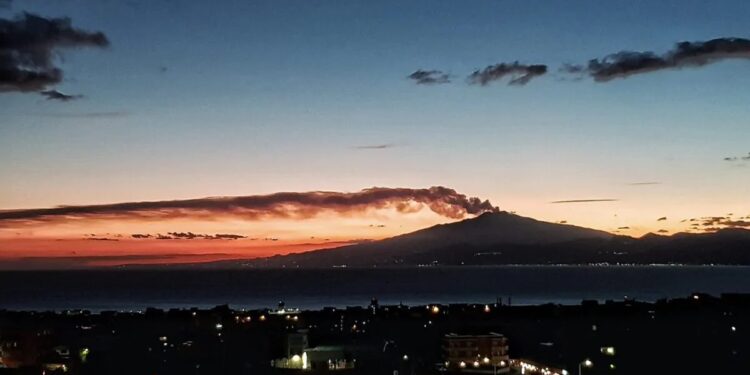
2 1 749 374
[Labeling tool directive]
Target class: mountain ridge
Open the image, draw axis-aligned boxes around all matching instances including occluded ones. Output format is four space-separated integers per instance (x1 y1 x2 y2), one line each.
225 212 750 268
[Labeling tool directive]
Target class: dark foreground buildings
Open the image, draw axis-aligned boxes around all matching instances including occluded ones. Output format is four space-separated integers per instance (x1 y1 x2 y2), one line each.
1 293 750 374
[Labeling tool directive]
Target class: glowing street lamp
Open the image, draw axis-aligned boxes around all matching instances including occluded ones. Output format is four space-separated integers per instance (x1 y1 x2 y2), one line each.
578 359 593 375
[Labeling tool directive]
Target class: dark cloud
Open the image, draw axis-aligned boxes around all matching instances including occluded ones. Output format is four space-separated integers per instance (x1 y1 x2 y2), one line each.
408 69 450 85
39 89 83 101
723 152 750 162
550 199 618 204
354 144 395 150
565 37 750 81
657 229 669 234
468 62 547 86
0 12 109 92
0 186 500 225
694 216 750 232
657 217 667 221
145 232 249 240
0 0 11 9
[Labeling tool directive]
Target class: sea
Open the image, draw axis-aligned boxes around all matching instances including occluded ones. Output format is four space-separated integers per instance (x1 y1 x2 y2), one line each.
2 266 750 312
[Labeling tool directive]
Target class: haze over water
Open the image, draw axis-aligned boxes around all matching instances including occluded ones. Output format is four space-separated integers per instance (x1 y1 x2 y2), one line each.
4 266 750 312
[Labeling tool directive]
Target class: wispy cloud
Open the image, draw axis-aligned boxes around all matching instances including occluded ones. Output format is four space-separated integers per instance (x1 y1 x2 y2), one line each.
408 69 450 85
39 89 83 102
468 62 547 86
0 186 500 226
563 37 750 81
0 12 109 92
130 232 248 240
723 152 750 162
353 143 395 150
550 199 619 204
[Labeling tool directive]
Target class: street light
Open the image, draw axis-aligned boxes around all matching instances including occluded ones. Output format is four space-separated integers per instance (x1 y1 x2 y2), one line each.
578 359 593 375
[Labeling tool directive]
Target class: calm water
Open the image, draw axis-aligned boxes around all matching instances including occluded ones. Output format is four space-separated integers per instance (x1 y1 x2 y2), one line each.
2 266 750 311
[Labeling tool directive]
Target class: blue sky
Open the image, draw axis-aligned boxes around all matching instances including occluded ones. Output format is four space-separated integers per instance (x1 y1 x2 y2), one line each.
1 0 749 236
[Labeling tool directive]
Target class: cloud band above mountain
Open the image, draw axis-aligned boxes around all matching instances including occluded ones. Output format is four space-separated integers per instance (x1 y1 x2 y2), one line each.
0 186 499 226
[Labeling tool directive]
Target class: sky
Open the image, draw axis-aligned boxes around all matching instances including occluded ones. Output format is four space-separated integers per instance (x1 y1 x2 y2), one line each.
1 0 749 268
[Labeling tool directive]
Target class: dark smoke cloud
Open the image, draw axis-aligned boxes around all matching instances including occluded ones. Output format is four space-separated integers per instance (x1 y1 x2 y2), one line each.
564 37 750 81
468 62 547 86
0 186 500 226
408 69 450 85
0 12 109 92
550 199 618 204
39 89 83 101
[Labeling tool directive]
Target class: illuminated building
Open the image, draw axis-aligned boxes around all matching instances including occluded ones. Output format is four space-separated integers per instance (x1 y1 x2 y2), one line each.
443 333 510 373
285 331 309 358
271 346 355 371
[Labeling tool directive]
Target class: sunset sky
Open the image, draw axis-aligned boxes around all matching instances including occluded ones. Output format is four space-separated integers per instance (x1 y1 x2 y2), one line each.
1 0 749 268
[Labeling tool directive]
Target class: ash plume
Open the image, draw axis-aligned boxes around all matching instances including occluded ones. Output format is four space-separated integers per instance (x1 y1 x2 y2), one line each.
0 186 500 226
